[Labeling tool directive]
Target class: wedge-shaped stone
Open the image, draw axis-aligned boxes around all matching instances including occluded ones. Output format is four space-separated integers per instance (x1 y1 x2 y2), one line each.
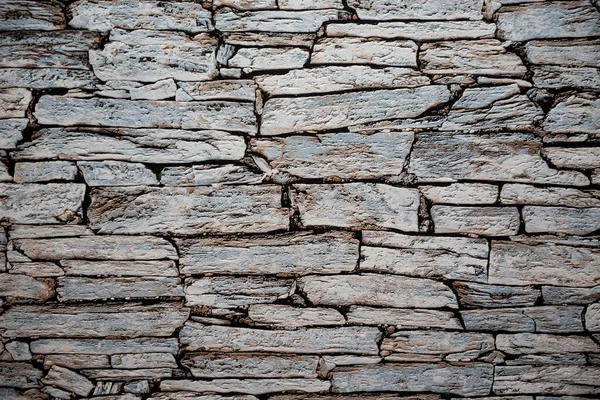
461 306 584 333
0 68 97 90
326 21 495 40
215 8 347 32
179 231 357 275
111 353 177 369
346 306 462 330
346 0 484 21
181 353 318 378
31 338 179 355
161 379 330 395
251 131 413 180
180 323 381 355
421 40 526 76
543 94 600 134
161 165 263 186
410 133 588 186
490 240 600 287
501 184 600 208
0 118 27 149
261 85 450 135
61 260 178 277
587 303 600 332
298 274 457 309
14 161 78 183
42 366 93 397
494 365 600 395
34 97 256 133
532 66 600 90
79 161 158 186
0 362 43 389
312 38 417 67
17 128 245 163
0 303 189 338
69 0 212 32
0 0 65 30
523 206 600 235
543 146 600 169
331 364 493 396
0 274 54 300
291 183 419 231
420 183 498 205
542 286 600 305
255 66 429 96
453 282 540 308
177 80 255 102
432 206 520 236
497 2 600 41
248 305 345 327
497 333 599 355
184 276 294 308
361 232 488 282
525 39 600 67
58 277 183 301
0 88 31 118
227 47 309 72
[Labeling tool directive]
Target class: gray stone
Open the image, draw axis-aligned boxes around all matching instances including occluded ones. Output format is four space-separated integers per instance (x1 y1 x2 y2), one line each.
81 368 173 381
8 224 93 239
130 79 177 100
0 118 27 149
523 206 600 235
0 88 31 118
79 161 158 186
14 162 78 183
111 353 177 369
215 8 347 32
542 286 600 305
532 66 600 90
496 333 599 354
543 94 600 135
494 365 600 395
543 146 600 169
61 260 178 277
501 184 600 208
177 80 255 102
57 277 183 301
5 341 32 361
0 362 43 389
586 303 600 332
420 183 498 205
278 0 343 9
346 306 462 330
226 47 309 72
312 38 417 67
432 206 520 236
160 379 330 395
31 338 179 355
161 165 263 186
326 21 495 40
453 282 540 308
42 366 93 397
346 0 484 20
248 305 345 328
525 39 600 67
0 274 54 300
44 354 110 369
0 0 65 30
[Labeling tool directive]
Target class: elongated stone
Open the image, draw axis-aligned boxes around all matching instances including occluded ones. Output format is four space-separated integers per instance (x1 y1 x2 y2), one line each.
261 85 450 135
331 364 493 396
151 393 257 400
298 274 457 309
0 118 27 149
490 240 600 287
312 38 417 67
271 396 439 400
0 362 43 389
0 68 97 90
179 231 357 275
0 88 31 118
181 353 318 378
14 162 78 183
494 365 600 395
177 80 255 102
420 183 498 205
130 79 177 101
34 96 256 133
248 305 345 327
543 94 600 134
42 366 93 397
161 165 263 186
0 0 65 30
69 0 212 33
543 146 600 169
278 0 343 9
0 274 54 300
501 184 600 208
587 303 600 332
326 21 495 40
346 0 484 20
346 306 462 330
523 206 600 235
251 131 413 180
79 161 158 186
223 32 315 47
179 323 381 355
532 66 600 90
525 39 600 67
497 333 599 354
0 303 189 338
160 379 330 395
215 8 346 32
31 338 179 355
453 282 540 308
8 262 63 277
44 354 110 369
58 277 183 301
111 353 177 369
227 47 309 72
89 185 287 235
542 286 600 305
432 206 520 236
82 368 173 380
61 260 178 277
291 183 419 231
8 224 93 239
410 133 588 186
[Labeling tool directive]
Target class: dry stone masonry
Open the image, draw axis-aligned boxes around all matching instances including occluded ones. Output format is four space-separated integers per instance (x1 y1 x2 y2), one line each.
0 0 599 399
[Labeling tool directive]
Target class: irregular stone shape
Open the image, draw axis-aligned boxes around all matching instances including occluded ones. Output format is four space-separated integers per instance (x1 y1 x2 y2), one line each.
532 66 600 90
215 8 346 32
180 323 381 355
161 165 263 186
432 206 520 236
0 88 31 118
0 118 27 149
111 353 177 369
326 21 495 40
261 85 450 135
421 40 526 76
180 231 357 276
409 133 588 186
34 97 256 133
5 341 32 361
181 353 318 378
0 303 189 338
248 305 345 327
587 303 600 331
543 146 600 169
542 286 600 305
14 235 176 261
461 306 584 333
331 364 493 396
346 0 484 20
177 80 255 102
255 66 429 96
361 232 488 282
42 366 93 397
490 240 600 287
227 47 309 72
494 365 600 395
130 79 177 101
0 0 65 30
251 131 413 180
420 183 498 205
298 274 457 309
0 274 54 300
44 354 110 369
61 260 178 277
497 2 600 41
497 333 599 354
0 362 43 389
160 379 330 395
58 277 183 301
346 306 462 330
453 282 540 308
0 183 85 224
79 161 158 186
17 128 246 163
69 0 212 32
543 94 600 134
525 39 600 67
88 185 287 235
0 68 97 90
184 276 294 308
312 38 417 67
523 206 600 235
14 162 78 183
501 184 600 208
291 183 419 231
31 338 179 355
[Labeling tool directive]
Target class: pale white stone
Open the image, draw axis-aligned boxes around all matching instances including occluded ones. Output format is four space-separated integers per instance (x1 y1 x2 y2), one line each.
79 161 158 186
494 365 600 395
543 94 600 134
523 206 600 235
160 379 330 395
326 21 495 40
161 165 264 186
432 206 520 236
497 333 599 354
346 306 462 330
248 305 345 328
61 260 178 277
312 38 417 67
176 80 255 102
279 0 343 9
0 0 65 30
130 79 177 100
525 39 600 67
586 303 600 331
42 366 94 397
543 146 600 169
532 66 600 90
58 277 183 301
0 88 31 119
346 0 484 21
111 353 177 369
14 162 78 183
501 184 600 208
420 183 498 204
215 8 347 32
31 338 179 355
227 47 309 72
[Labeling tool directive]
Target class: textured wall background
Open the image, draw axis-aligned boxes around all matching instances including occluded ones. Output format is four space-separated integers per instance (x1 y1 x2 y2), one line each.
1 0 600 399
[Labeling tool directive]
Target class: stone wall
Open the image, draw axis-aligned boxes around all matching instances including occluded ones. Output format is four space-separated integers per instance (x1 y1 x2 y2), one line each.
0 0 599 399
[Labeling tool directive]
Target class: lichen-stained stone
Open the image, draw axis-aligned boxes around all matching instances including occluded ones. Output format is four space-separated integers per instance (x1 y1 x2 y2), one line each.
420 40 526 76
226 47 309 72
90 30 217 82
326 21 495 40
431 206 520 236
69 0 212 32
461 306 584 333
409 133 589 186
88 185 287 235
298 274 458 309
34 97 257 133
496 1 600 41
0 183 85 224
177 80 255 102
78 161 158 186
161 165 264 186
179 323 381 355
346 0 484 20
543 147 600 170
0 88 31 119
543 94 600 134
0 303 190 338
0 274 54 300
532 66 600 90
42 366 94 397
248 305 346 327
453 282 541 308
291 183 419 231
261 85 450 135
312 38 417 67
181 353 318 378
0 0 65 30
493 365 600 395
346 306 463 330
523 206 600 235
525 39 600 67
255 66 430 96
331 363 493 396
61 260 177 277
420 183 498 205
160 379 330 395
184 276 294 308
0 68 97 90
542 286 600 305
586 303 600 331
501 184 600 208
14 161 78 183
31 338 179 355
178 232 358 275
0 118 27 149
251 131 413 180
0 362 43 389
57 277 183 301
497 333 599 355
